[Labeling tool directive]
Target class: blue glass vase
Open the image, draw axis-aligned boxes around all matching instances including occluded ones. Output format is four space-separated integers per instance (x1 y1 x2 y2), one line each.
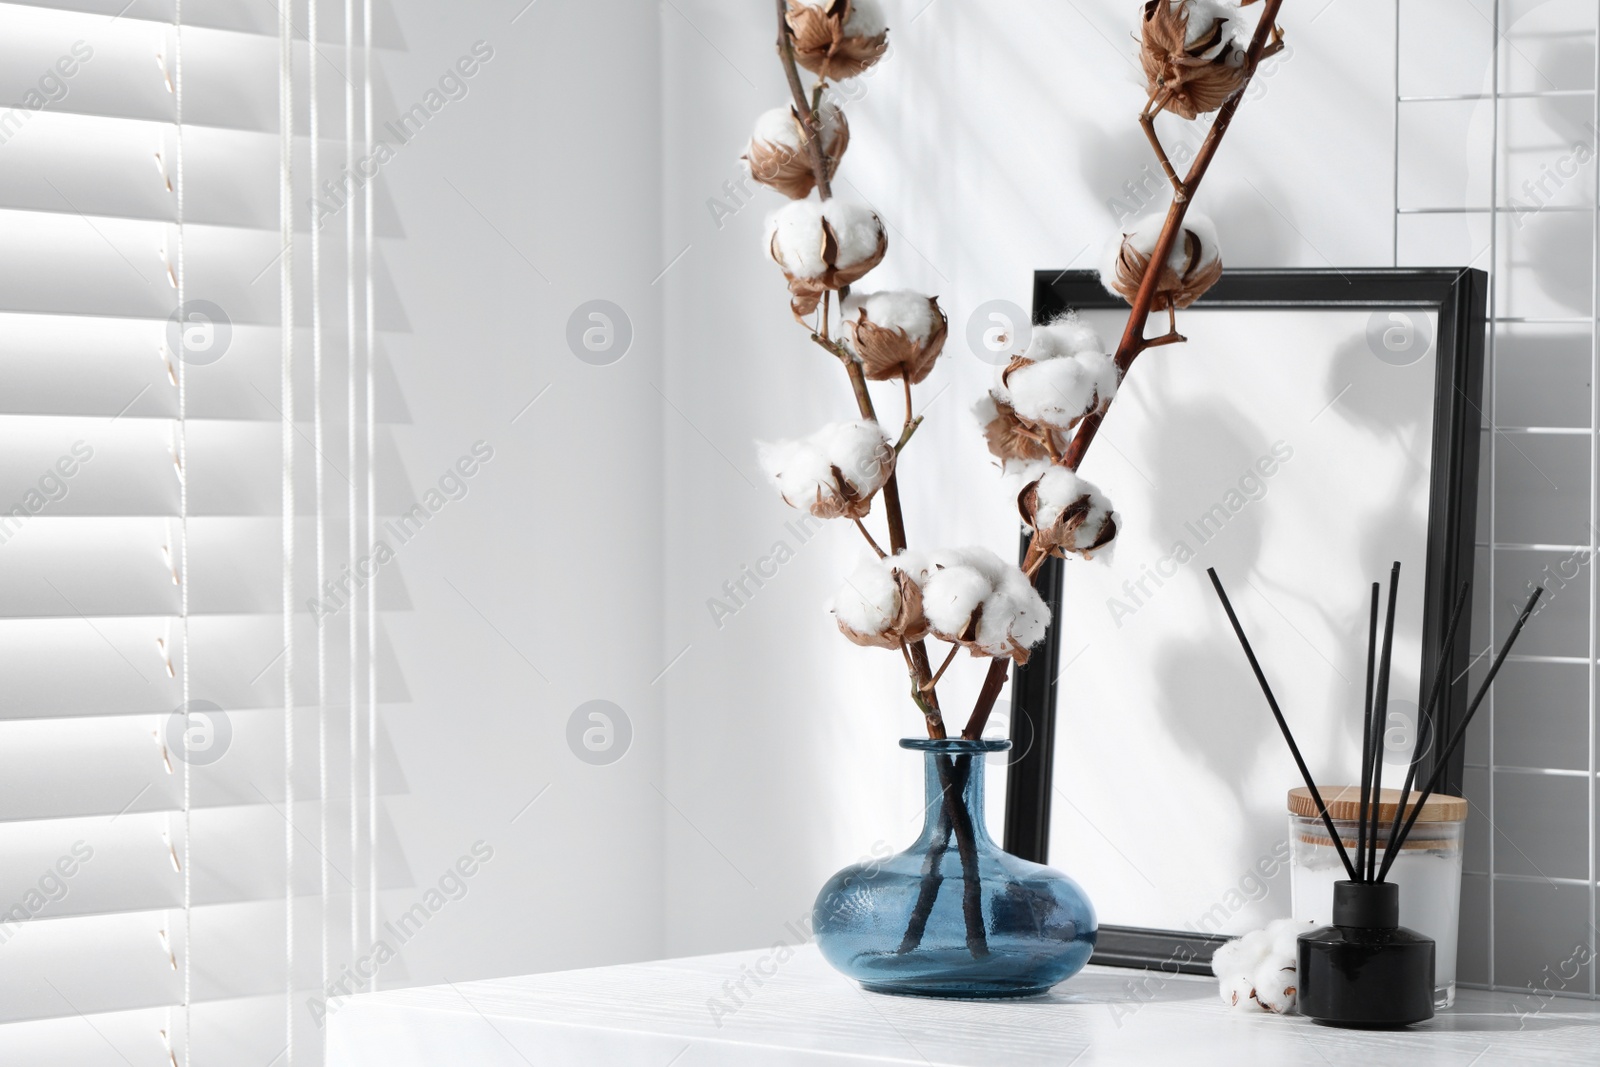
813 738 1097 998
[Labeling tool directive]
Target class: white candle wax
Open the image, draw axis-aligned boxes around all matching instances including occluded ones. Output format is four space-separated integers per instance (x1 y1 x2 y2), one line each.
1290 832 1463 1007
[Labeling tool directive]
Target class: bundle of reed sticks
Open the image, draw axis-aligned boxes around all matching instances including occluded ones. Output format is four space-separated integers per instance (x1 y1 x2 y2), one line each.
1207 564 1542 884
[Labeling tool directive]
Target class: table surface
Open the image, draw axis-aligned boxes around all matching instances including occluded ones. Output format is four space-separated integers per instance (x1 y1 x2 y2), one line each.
326 945 1600 1066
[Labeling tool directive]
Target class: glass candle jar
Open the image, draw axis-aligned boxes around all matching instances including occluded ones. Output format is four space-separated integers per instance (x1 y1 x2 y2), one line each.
1288 786 1467 1007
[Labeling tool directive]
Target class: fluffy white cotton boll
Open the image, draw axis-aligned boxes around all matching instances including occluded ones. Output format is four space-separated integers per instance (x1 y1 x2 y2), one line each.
1181 211 1222 268
766 200 885 279
1101 212 1155 287
1027 467 1086 531
824 201 886 270
1105 211 1222 281
792 0 888 36
1080 351 1120 407
1267 917 1313 961
1252 959 1298 1014
822 420 893 488
751 106 802 151
1210 929 1270 979
757 420 893 519
999 457 1054 500
766 201 839 278
1212 921 1307 1014
919 563 992 639
1021 315 1105 363
768 200 829 278
844 0 888 36
833 551 930 649
1025 467 1115 536
980 588 1050 653
1006 355 1113 429
832 558 901 637
917 547 1050 658
1219 972 1257 1010
886 548 932 586
844 290 942 344
750 101 845 151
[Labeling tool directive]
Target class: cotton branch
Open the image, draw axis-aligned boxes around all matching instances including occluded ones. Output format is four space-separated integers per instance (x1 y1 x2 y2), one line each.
778 2 946 738
960 0 1286 741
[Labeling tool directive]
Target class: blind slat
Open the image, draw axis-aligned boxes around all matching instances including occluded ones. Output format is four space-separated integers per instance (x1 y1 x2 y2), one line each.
0 615 409 720
0 711 409 823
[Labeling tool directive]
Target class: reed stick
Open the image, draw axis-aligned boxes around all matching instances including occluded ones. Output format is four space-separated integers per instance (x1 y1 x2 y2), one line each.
1378 582 1471 870
1357 582 1379 881
1365 564 1401 879
1208 568 1357 881
1378 586 1545 881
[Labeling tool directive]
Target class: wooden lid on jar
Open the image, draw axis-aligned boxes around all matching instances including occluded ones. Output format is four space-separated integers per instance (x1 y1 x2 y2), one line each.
1288 785 1467 824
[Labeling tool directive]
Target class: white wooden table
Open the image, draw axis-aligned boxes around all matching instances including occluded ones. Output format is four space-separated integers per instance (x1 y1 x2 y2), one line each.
326 945 1600 1066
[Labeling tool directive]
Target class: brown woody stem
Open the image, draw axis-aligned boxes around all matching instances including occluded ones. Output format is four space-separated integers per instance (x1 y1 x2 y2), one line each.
959 0 1287 743
776 0 832 200
894 415 924 454
961 658 1013 741
925 643 960 692
853 518 887 559
814 270 945 737
1140 90 1186 200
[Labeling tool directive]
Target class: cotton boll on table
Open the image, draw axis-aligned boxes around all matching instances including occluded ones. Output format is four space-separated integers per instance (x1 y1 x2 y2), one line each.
1210 918 1313 1013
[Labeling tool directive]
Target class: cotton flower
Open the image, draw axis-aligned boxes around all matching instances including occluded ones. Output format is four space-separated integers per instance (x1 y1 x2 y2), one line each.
785 0 889 81
767 199 888 317
901 547 1050 664
843 290 947 384
1018 467 1118 560
744 102 849 200
1211 918 1313 1014
974 392 1050 463
832 554 928 649
1001 317 1119 431
758 420 895 520
1101 210 1223 312
1140 0 1253 120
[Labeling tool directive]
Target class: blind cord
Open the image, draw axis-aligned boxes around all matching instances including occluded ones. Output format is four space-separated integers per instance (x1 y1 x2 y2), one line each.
278 0 296 1059
174 4 190 1064
345 0 361 982
310 0 331 1025
363 0 378 985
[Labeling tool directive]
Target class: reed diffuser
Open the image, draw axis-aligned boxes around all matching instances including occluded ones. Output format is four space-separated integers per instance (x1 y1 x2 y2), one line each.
1208 564 1543 1027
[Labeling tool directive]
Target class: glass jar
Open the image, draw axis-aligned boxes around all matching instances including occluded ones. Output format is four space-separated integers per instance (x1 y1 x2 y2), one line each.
1288 786 1467 1007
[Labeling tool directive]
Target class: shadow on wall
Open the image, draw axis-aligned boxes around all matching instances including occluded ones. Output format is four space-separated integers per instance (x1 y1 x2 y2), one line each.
1071 122 1300 269
1133 385 1275 817
1504 35 1598 315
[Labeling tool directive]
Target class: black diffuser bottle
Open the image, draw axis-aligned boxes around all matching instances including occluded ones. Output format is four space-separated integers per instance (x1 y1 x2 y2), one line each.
1208 565 1545 1032
1297 880 1434 1027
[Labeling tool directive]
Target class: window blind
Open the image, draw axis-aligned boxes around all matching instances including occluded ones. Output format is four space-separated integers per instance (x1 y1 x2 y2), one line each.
0 2 396 1063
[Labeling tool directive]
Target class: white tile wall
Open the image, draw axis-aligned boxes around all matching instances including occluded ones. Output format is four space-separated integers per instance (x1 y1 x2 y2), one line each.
1397 0 1600 997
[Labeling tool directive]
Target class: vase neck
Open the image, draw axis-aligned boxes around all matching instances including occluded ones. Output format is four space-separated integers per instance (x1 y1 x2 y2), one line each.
918 750 995 849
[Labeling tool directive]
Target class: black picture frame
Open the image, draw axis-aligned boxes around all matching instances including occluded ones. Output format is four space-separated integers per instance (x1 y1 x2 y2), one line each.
1002 267 1488 971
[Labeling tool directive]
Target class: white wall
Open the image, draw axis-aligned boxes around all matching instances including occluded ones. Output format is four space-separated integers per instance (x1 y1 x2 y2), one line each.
659 0 1397 958
371 0 665 984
